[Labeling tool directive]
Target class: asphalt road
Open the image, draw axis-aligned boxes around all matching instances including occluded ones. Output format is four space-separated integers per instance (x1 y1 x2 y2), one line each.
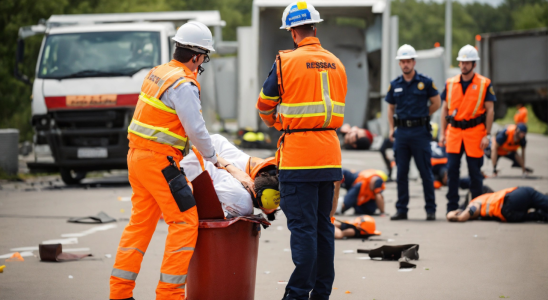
1 135 547 300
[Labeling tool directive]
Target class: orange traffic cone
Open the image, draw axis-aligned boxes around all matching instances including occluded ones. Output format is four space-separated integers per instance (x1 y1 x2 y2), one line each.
6 252 24 262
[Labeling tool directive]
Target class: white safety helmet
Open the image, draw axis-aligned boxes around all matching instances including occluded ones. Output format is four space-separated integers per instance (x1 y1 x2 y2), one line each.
280 1 323 30
457 45 479 61
395 44 418 60
172 21 215 53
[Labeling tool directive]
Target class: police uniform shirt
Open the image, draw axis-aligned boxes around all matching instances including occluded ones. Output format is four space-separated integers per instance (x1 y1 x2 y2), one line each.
440 74 497 103
496 128 527 148
385 72 439 120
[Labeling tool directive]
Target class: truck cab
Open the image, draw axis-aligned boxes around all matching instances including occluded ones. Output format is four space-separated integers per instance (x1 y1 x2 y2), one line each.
16 12 225 184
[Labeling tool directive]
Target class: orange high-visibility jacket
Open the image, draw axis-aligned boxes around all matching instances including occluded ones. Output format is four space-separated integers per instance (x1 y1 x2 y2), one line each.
445 74 491 158
247 157 277 180
353 170 385 206
471 187 517 222
128 60 200 159
514 107 528 124
260 37 347 170
497 125 521 156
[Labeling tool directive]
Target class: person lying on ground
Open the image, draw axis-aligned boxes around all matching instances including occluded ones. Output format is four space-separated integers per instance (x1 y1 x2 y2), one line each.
181 134 280 220
339 123 374 150
334 215 381 239
336 169 387 215
446 186 548 223
484 123 532 177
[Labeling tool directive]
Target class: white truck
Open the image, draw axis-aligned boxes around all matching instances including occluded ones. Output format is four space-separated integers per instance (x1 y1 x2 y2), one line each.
15 12 227 184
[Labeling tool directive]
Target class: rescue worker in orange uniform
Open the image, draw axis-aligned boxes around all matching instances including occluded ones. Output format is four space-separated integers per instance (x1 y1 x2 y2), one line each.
486 123 532 176
338 169 387 215
110 22 218 300
439 45 496 213
446 187 548 223
334 215 381 239
255 2 347 299
514 103 528 124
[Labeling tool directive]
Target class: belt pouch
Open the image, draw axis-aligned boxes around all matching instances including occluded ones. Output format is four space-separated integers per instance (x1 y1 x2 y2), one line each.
162 164 196 212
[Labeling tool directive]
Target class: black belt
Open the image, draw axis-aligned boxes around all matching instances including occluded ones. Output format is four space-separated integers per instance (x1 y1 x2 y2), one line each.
281 127 336 134
446 114 485 129
394 117 430 128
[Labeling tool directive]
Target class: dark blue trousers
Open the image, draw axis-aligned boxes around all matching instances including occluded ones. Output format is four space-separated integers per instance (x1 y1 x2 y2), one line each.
447 143 484 212
395 127 436 214
501 187 548 222
280 181 335 300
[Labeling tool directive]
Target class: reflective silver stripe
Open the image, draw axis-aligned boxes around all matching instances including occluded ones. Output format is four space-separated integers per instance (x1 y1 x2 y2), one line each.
170 247 195 253
472 78 486 117
259 107 277 115
128 120 187 150
112 268 138 281
160 273 187 284
119 247 145 255
177 284 186 289
279 103 324 116
321 71 333 128
333 103 345 115
485 202 490 217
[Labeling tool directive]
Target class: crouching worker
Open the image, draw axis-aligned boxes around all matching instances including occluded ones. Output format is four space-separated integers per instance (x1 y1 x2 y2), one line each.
338 169 387 215
334 216 381 239
447 187 548 222
181 134 280 220
486 123 532 176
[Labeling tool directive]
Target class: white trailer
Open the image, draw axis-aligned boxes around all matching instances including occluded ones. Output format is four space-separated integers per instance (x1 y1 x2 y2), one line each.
238 0 390 133
14 11 229 184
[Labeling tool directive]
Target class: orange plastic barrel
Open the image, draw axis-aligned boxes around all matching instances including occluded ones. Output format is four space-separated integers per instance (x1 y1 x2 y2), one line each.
186 217 269 300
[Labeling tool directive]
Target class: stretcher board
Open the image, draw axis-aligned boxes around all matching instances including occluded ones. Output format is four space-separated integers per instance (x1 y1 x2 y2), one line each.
191 170 225 220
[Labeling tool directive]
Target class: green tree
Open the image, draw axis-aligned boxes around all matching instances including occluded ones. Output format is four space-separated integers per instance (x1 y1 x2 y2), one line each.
512 2 548 30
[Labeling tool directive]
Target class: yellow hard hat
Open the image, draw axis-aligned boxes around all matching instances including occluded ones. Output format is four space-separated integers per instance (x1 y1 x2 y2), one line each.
375 170 388 182
243 131 265 142
259 188 280 210
430 122 439 140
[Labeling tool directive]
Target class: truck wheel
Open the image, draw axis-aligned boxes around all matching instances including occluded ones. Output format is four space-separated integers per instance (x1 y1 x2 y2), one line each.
494 101 507 120
532 102 548 123
60 168 87 185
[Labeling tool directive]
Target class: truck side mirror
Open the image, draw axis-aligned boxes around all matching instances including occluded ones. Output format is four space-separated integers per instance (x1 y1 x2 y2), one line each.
14 38 31 85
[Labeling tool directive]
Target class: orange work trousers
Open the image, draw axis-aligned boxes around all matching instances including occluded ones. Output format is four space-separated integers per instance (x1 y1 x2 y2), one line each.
110 148 198 300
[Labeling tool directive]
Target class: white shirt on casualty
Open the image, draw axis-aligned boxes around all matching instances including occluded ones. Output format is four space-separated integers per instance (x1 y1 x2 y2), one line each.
180 134 253 218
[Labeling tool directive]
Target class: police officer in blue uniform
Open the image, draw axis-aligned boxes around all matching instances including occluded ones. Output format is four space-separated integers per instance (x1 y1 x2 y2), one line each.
385 44 441 221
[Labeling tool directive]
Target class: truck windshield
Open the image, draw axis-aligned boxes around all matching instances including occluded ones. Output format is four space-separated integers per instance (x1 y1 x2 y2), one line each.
38 31 161 79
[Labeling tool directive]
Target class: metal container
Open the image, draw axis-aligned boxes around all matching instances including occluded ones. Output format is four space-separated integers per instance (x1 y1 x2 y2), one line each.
0 129 19 175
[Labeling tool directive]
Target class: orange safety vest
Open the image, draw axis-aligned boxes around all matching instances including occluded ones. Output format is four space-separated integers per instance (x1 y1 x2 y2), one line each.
246 157 277 180
445 73 491 158
431 157 448 166
353 170 385 206
471 187 517 222
275 37 348 171
128 60 200 160
497 125 521 156
514 107 528 124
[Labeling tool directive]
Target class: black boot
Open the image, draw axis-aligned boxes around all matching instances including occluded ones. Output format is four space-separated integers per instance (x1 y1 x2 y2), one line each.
426 213 436 221
390 212 408 220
